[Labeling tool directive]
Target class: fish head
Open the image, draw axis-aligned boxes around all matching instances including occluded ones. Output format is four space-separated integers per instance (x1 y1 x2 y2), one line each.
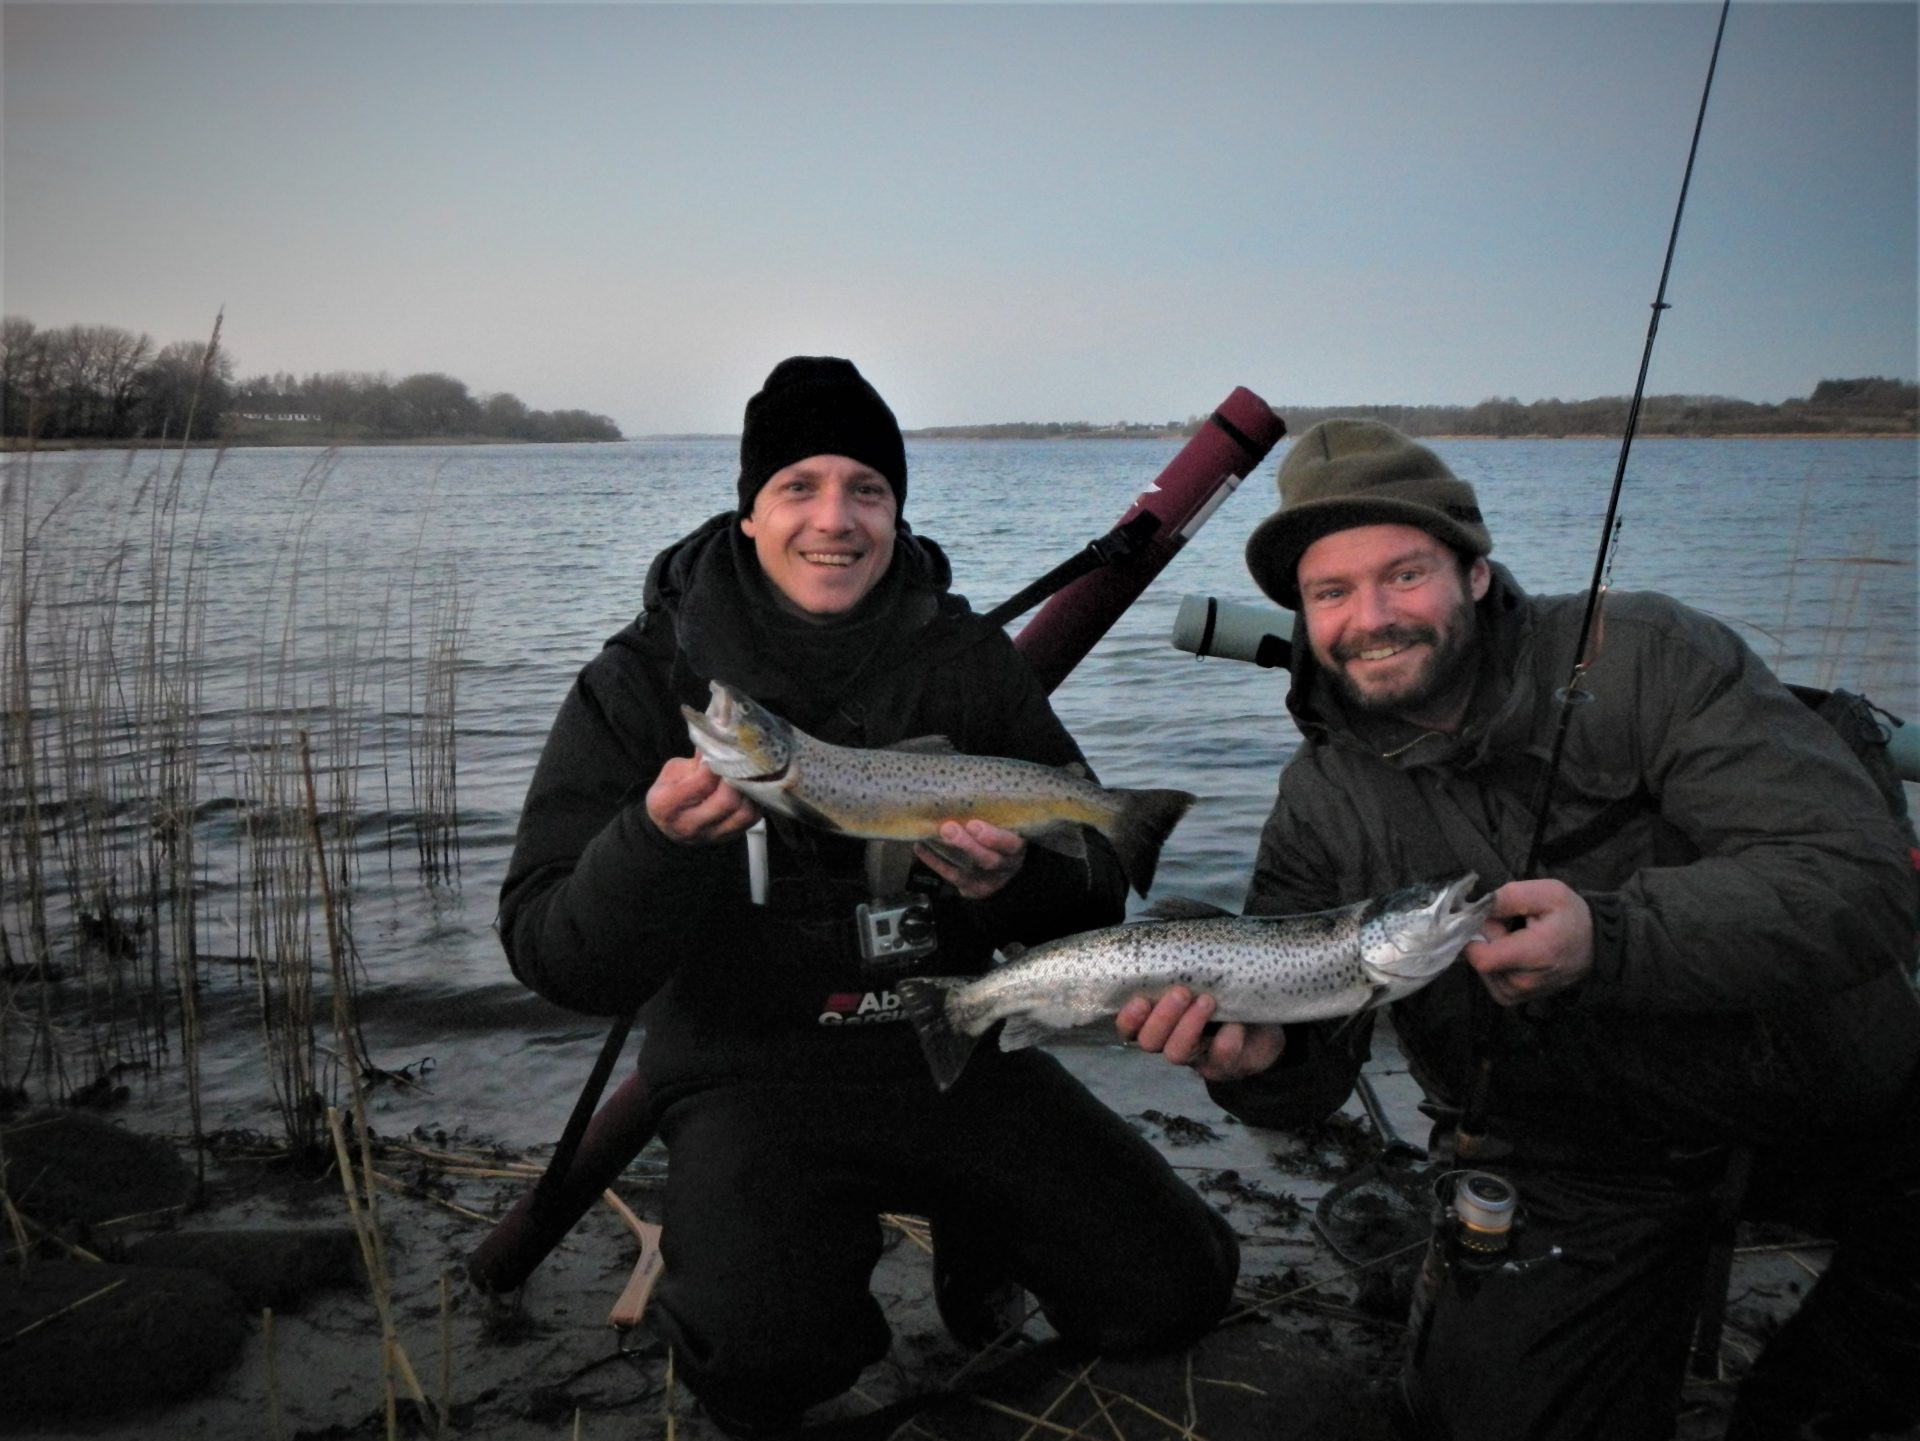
680 681 794 782
1357 872 1495 985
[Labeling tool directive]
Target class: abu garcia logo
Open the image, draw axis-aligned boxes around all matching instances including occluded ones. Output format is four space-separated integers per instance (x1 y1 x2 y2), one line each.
818 988 906 1027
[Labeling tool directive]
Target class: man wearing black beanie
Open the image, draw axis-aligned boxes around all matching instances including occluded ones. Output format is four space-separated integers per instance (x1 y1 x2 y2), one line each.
735 355 909 519
500 356 1237 1433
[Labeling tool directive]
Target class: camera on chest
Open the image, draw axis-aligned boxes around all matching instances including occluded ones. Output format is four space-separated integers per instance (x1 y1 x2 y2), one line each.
855 893 938 974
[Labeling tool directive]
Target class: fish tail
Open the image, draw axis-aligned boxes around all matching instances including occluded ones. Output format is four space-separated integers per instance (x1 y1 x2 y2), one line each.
1107 787 1198 896
896 977 981 1093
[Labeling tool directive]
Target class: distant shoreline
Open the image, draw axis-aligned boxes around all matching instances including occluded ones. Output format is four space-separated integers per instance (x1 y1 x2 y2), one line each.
1 434 621 452
8 429 1914 454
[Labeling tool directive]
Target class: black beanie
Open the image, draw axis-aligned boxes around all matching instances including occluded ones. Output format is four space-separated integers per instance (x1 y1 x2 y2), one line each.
737 356 908 518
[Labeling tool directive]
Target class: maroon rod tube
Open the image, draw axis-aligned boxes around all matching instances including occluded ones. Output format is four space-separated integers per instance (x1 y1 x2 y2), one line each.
466 384 1286 1293
1012 388 1286 694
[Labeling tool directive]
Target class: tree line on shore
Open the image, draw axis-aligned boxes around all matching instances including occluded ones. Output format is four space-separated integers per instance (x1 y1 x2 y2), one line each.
911 377 1917 441
7 313 1910 447
0 315 623 445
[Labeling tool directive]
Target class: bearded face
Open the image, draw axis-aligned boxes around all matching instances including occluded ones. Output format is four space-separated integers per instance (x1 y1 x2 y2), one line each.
1296 524 1490 732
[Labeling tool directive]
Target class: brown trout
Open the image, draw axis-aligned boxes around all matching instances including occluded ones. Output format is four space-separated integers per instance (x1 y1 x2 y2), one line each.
897 873 1494 1091
681 681 1194 896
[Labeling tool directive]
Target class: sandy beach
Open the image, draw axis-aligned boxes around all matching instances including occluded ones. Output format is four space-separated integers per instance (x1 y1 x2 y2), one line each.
1 1027 1814 1441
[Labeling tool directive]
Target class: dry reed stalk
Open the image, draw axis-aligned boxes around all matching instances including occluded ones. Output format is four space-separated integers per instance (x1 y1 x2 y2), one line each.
1222 1236 1428 1328
438 1270 452 1441
1 1138 32 1274
967 1397 1085 1438
306 729 444 1439
264 1306 286 1441
326 1106 438 1434
234 450 363 1155
0 349 225 1120
409 554 469 885
1003 1354 1105 1441
2 447 57 1080
3 1276 127 1345
366 1168 496 1225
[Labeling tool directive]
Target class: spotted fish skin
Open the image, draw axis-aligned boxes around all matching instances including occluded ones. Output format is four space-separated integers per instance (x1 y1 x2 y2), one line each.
681 681 1193 895
897 873 1493 1091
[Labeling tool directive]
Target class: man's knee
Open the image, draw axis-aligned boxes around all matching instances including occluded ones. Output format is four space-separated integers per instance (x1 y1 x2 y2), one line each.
649 1284 891 1421
1045 1204 1240 1355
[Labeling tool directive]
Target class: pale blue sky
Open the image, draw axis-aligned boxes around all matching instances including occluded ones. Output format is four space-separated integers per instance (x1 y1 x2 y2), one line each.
4 2 1914 434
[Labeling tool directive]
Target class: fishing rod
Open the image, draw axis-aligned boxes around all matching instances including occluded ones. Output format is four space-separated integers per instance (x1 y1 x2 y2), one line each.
1455 0 1734 1158
1519 0 1733 877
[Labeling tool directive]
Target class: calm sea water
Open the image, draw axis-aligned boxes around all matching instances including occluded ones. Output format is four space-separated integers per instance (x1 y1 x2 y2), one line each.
7 434 1916 1146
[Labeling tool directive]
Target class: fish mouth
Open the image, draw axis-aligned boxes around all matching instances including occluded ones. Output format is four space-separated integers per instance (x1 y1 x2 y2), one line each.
1363 872 1493 981
1430 872 1495 945
682 683 789 782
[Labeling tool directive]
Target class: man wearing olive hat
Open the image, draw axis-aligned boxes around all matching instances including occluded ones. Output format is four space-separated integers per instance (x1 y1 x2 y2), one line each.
1120 418 1920 1439
500 357 1236 1434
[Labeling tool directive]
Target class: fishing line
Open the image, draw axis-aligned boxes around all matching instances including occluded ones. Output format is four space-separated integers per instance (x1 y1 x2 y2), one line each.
1457 0 1734 1156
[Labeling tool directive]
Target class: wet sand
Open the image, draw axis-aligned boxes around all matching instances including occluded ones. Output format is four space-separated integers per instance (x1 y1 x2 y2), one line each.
2 1030 1804 1440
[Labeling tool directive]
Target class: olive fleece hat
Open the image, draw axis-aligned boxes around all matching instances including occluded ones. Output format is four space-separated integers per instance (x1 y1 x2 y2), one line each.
1244 418 1492 608
737 356 908 518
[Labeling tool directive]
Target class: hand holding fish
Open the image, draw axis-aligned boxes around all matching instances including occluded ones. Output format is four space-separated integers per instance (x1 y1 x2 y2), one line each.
1116 987 1287 1083
647 755 762 846
913 819 1027 900
1462 879 1593 1007
901 875 1492 1092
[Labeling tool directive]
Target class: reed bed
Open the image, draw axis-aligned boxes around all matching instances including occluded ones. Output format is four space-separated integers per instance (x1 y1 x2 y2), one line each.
0 338 474 1158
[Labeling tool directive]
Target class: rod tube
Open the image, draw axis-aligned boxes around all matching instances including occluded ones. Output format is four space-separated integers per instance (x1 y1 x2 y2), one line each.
1013 389 1286 694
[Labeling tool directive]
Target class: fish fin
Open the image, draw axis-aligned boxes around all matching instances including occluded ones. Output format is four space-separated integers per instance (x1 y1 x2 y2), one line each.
864 840 916 897
1326 985 1391 1044
1141 895 1235 922
897 977 982 1093
887 735 958 755
1063 761 1089 779
765 813 806 851
920 836 971 869
782 793 843 834
1025 821 1089 863
1107 787 1198 897
997 942 1028 964
998 1014 1058 1052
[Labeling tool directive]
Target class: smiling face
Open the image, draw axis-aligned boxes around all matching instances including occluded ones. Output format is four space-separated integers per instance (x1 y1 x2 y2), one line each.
1296 522 1491 731
740 454 899 620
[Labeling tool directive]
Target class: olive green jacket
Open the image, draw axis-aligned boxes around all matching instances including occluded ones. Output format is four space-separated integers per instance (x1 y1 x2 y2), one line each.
1212 564 1920 1154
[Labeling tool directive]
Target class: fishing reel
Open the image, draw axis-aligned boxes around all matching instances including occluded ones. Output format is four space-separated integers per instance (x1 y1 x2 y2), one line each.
856 893 938 974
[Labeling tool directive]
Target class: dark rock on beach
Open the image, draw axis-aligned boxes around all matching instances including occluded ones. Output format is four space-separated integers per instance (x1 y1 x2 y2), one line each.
125 1226 363 1311
0 1109 363 1429
0 1260 249 1426
2 1110 197 1227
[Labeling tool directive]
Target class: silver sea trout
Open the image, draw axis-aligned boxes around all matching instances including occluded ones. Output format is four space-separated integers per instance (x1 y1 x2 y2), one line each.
896 873 1494 1091
681 681 1194 896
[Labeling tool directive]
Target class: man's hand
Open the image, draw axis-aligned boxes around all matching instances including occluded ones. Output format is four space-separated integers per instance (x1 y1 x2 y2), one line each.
1115 987 1287 1083
914 819 1027 900
647 756 761 845
1463 878 1594 1007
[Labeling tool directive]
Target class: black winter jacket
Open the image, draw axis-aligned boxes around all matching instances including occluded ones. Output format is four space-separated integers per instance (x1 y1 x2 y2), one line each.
1211 564 1920 1156
497 514 1126 1103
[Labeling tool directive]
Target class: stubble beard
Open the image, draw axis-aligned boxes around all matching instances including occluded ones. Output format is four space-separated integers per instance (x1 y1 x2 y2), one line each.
1328 598 1481 724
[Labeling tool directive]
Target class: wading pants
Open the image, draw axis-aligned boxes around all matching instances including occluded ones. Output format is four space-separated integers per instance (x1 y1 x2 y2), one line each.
1396 1093 1920 1441
644 1048 1240 1428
